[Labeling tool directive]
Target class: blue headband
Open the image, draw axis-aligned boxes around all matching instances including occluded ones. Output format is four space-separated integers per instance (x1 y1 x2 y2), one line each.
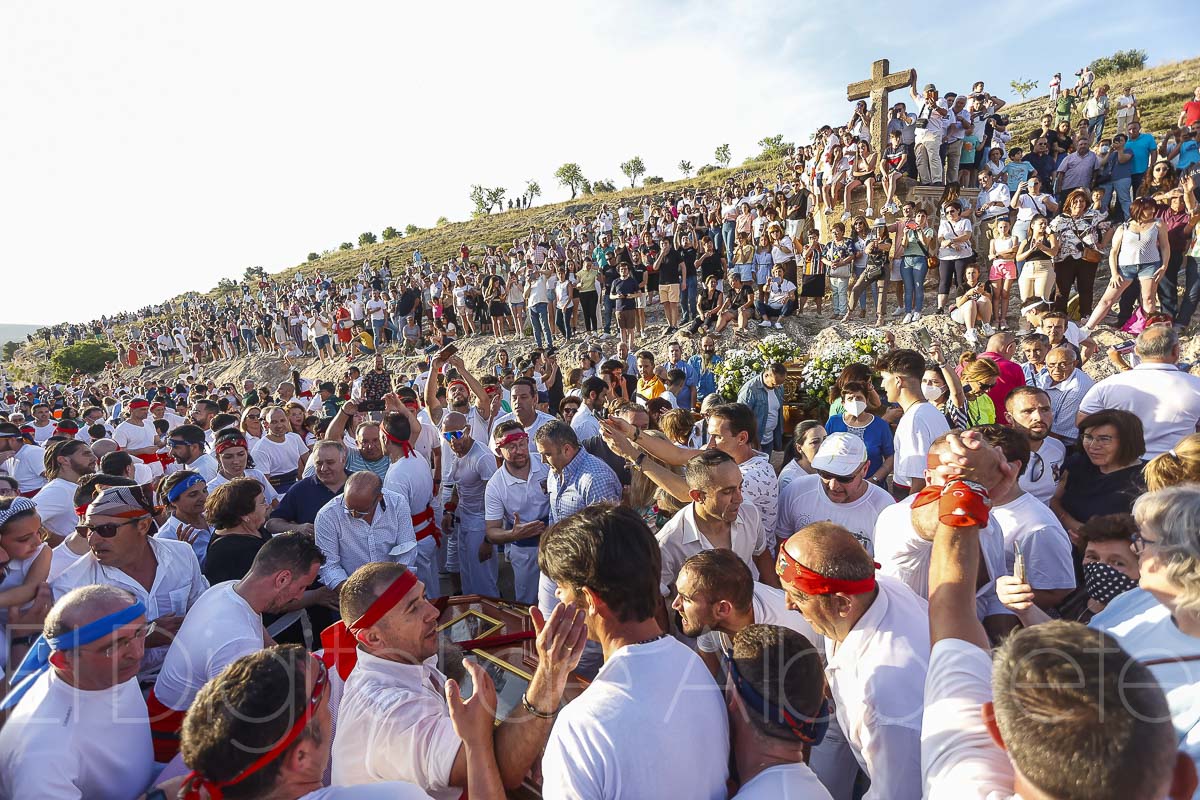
724 653 829 746
1 600 147 711
166 473 204 504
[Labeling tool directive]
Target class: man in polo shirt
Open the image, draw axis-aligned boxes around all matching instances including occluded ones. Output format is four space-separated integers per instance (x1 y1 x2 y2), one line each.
33 438 96 544
0 422 46 497
1124 119 1159 190
634 350 665 404
485 421 549 604
167 424 218 482
1077 326 1200 457
1005 386 1067 504
492 377 555 442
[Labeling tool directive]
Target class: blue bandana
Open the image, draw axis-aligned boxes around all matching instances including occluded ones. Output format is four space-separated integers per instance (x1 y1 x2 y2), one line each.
166 473 204 504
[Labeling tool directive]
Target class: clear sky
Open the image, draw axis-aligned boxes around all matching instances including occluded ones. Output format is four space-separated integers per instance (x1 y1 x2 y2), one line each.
3 0 1197 325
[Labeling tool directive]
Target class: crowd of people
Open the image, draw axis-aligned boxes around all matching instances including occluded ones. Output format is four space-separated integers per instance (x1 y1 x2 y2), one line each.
1 68 1200 800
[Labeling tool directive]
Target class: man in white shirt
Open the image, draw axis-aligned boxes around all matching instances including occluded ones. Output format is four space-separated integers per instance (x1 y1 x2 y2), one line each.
167 424 219 481
570 376 607 443
776 433 895 556
1005 386 1067 503
908 77 951 185
331 562 585 797
1037 345 1094 443
442 411 498 596
484 421 549 604
920 431 1194 800
1077 326 1200 457
878 349 950 494
33 438 96 543
776 523 929 800
0 585 155 800
314 471 416 589
539 504 730 800
0 422 47 496
493 377 555 442
28 402 55 444
147 532 324 762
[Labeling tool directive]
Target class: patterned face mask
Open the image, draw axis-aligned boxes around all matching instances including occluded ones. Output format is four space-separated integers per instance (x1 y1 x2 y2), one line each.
1083 561 1139 605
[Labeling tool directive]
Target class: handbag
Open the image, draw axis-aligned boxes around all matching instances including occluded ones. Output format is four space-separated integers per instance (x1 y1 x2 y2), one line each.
1073 219 1102 263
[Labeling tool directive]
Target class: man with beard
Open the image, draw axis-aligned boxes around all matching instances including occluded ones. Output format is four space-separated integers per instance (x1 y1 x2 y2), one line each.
112 397 163 479
485 421 549 604
146 532 325 762
167 424 219 482
188 398 220 445
442 411 497 596
1005 386 1065 503
33 439 97 544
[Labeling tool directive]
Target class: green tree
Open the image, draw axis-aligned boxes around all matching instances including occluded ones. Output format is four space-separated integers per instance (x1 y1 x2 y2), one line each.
1089 49 1148 78
435 217 449 227
470 184 489 216
697 164 719 176
554 163 587 199
644 176 664 186
486 186 507 214
755 135 793 161
580 179 594 196
620 155 646 187
381 226 399 240
50 341 117 380
524 180 541 207
216 277 237 291
358 231 377 247
678 160 692 177
405 224 421 235
2 341 18 361
243 265 266 281
307 252 320 262
714 144 731 168
593 179 616 193
338 242 354 251
1010 77 1039 100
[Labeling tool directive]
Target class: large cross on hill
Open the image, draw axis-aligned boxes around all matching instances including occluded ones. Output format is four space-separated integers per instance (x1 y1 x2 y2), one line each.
847 58 915 156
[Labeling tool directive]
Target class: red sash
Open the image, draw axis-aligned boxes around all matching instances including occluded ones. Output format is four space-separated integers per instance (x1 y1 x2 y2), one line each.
135 453 163 465
19 489 38 499
146 689 187 762
412 505 441 547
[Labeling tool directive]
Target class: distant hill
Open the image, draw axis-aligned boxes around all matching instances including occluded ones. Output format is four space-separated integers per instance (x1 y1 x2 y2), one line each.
0 324 44 349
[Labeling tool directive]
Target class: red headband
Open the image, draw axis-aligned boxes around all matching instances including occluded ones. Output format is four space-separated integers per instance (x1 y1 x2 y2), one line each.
382 428 416 458
447 379 468 391
776 547 877 596
128 399 150 410
497 431 528 447
215 436 248 454
320 570 419 680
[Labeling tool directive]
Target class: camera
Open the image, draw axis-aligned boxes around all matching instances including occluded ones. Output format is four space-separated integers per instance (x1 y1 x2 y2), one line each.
356 399 385 413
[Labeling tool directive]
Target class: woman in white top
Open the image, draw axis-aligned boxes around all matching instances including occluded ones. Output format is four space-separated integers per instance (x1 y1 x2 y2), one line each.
552 264 577 341
936 201 975 313
1082 197 1172 332
1009 174 1059 243
209 430 279 508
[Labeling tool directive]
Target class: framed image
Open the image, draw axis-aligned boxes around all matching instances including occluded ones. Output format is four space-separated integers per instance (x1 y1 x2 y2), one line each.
437 609 503 644
459 649 534 724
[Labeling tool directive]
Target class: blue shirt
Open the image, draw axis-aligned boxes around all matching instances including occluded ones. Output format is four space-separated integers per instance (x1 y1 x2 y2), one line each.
1124 133 1158 174
688 354 723 403
668 359 699 409
824 413 895 475
547 448 621 524
272 473 347 525
1176 139 1199 171
1003 161 1034 194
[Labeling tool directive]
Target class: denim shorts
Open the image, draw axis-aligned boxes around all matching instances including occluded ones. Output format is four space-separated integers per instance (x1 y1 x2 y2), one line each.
1118 260 1161 280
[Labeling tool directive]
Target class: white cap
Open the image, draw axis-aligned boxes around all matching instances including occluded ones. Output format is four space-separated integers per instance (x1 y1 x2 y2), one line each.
811 432 867 476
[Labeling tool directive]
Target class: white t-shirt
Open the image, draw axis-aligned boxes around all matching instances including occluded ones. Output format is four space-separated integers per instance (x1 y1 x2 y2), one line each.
990 492 1075 591
0 443 46 493
1077 362 1200 457
892 402 950 488
1018 437 1065 504
251 433 309 477
114 419 157 451
775 475 894 556
540 636 729 800
302 785 432 799
32 477 79 538
732 762 834 800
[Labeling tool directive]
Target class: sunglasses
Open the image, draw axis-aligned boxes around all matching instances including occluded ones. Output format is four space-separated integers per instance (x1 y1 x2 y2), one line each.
816 469 856 484
442 430 466 442
77 516 149 538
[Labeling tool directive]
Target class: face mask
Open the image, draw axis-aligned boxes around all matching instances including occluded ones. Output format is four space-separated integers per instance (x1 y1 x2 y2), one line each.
1083 561 1138 605
922 383 944 402
844 399 868 416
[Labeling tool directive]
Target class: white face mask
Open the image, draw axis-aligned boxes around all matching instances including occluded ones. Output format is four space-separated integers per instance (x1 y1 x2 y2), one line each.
844 398 868 416
922 382 944 402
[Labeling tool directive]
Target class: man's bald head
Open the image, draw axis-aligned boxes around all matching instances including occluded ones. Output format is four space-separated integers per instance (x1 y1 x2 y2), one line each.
345 470 383 495
441 411 467 431
1047 345 1076 363
90 438 119 459
45 585 139 639
783 522 874 582
1135 325 1179 362
987 331 1016 354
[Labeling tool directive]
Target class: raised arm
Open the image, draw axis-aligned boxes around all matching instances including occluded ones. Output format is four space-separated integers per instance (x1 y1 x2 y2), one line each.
448 355 493 422
425 356 445 425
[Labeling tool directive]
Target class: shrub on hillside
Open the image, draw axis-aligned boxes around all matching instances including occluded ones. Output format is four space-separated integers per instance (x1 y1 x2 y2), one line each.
435 217 449 227
338 242 354 251
592 179 617 193
697 164 720 176
307 252 320 262
381 227 399 240
50 341 117 380
405 224 421 235
1089 49 1148 78
358 232 377 247
644 176 664 186
755 135 793 161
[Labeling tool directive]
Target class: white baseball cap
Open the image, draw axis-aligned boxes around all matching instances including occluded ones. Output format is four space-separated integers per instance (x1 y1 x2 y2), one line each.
811 432 867 477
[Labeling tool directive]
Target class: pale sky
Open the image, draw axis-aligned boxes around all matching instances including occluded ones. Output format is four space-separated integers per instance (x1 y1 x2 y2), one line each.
3 0 1195 325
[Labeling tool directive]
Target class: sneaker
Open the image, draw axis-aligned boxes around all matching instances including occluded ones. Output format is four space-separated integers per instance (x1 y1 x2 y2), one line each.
981 322 995 336
840 210 851 222
865 207 874 218
891 307 905 318
758 320 773 328
965 328 980 346
774 322 784 329
912 311 922 321
902 312 914 324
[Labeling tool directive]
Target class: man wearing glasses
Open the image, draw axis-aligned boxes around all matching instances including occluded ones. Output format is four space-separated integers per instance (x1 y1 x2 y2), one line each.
314 471 417 591
442 411 498 597
1036 345 1093 445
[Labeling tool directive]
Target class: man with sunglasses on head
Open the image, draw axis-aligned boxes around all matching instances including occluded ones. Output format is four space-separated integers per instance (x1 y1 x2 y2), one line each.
166 424 218 482
0 585 155 800
442 411 497 597
485 421 549 604
776 433 894 558
51 485 208 680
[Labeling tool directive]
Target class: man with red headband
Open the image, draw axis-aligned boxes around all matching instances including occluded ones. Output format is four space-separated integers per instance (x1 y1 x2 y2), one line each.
0 420 47 497
331 562 586 797
485 420 550 604
379 403 440 594
113 397 164 479
776 521 929 800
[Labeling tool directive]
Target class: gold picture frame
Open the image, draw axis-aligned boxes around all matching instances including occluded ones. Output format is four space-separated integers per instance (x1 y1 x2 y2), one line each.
460 649 534 724
436 609 504 643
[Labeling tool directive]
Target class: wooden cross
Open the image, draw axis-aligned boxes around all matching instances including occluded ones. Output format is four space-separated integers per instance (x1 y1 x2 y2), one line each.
847 58 916 157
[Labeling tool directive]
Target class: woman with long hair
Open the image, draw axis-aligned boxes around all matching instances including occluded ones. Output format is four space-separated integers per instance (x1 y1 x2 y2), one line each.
208 428 279 507
239 405 264 447
842 139 879 219
1082 198 1171 332
1138 161 1178 202
1016 215 1060 305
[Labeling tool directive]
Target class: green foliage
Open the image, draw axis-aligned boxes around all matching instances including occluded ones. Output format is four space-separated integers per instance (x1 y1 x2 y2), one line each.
406 224 423 235
524 180 541 204
592 179 616 193
678 160 692 177
554 163 586 199
644 176 664 186
243 265 265 281
1010 78 1039 100
714 144 731 168
755 135 793 161
338 242 354 251
697 164 720 176
306 252 320 262
49 340 117 380
581 179 594 196
470 185 489 216
486 187 506 214
1089 49 1148 78
620 155 646 187
2 341 20 361
435 217 449 227
358 231 377 247
381 226 399 241
216 277 238 291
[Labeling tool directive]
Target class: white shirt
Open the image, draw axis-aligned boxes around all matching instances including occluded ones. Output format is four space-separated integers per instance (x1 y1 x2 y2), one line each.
739 452 779 550
384 450 436 528
541 636 729 800
1077 362 1200 456
114 419 157 451
1018 437 1066 503
484 456 550 530
207 468 279 507
491 409 556 443
180 452 219 482
873 496 1012 621
920 639 1015 800
1041 367 1094 440
152 581 265 711
777 459 809 492
251 432 309 476
302 785 432 799
826 576 929 800
446 441 497 519
29 420 55 444
732 762 834 800
775 475 894 556
571 404 602 442
991 492 1075 591
32 477 79 538
0 442 46 493
892 402 950 488
154 514 214 567
314 489 416 588
0 670 154 800
332 650 462 799
657 503 765 594
697 582 822 655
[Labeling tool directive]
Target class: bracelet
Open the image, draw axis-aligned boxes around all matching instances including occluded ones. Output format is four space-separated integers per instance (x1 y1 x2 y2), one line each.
521 692 558 719
635 452 647 468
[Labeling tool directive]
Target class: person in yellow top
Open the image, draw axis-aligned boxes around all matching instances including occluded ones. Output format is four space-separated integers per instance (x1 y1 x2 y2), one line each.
635 350 665 404
575 262 600 335
355 325 376 357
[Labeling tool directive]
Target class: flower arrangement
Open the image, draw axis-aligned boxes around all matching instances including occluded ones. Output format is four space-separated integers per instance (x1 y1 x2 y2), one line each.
712 334 807 401
800 333 889 406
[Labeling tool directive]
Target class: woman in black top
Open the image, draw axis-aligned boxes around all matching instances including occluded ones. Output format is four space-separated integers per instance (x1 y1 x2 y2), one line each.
1051 409 1146 540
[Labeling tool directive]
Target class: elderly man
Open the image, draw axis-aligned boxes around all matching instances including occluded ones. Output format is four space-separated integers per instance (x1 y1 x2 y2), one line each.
323 399 392 478
167 424 218 482
112 397 163 478
331 562 586 796
0 585 155 799
51 485 207 678
443 411 498 596
267 439 350 536
315 470 416 590
775 433 894 557
777 523 929 800
1038 345 1094 443
1077 326 1200 457
1005 386 1067 504
485 421 549 604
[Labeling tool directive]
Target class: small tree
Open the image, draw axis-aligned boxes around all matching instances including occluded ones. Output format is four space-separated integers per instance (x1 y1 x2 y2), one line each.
2 341 18 362
755 135 793 161
1089 49 1148 78
307 252 320 262
216 277 237 291
338 242 354 251
243 265 266 281
50 341 117 380
524 180 542 207
580 179 594 196
678 160 692 177
1010 78 1039 99
358 231 377 247
620 155 646 187
593 179 616 193
554 163 586 199
470 184 489 216
644 176 664 186
405 224 421 235
486 186 507 214
435 217 449 227
381 226 399 240
697 164 719 176
714 144 731 168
